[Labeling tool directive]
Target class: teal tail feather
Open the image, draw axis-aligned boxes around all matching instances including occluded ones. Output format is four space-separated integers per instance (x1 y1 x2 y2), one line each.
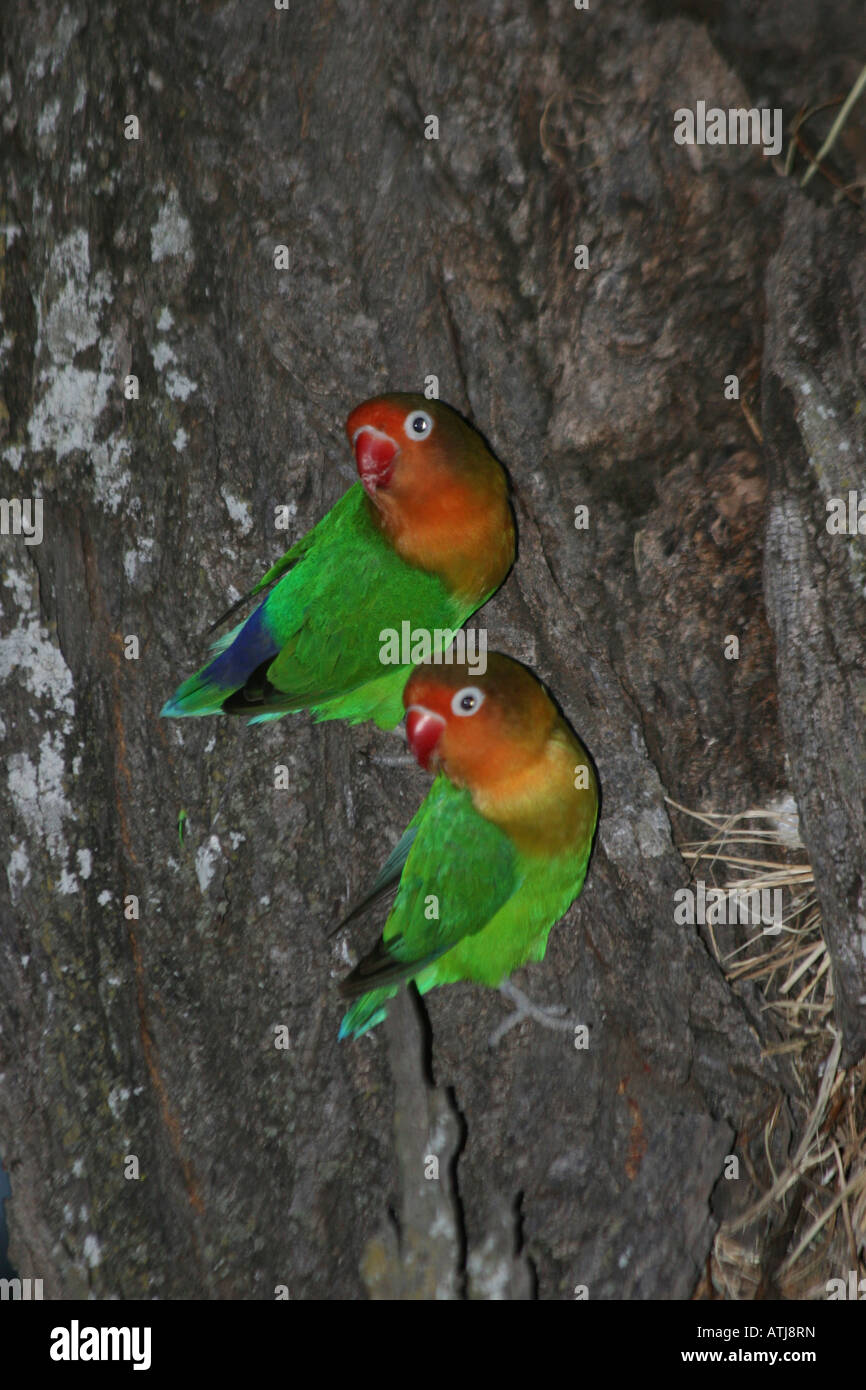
338 987 396 1040
160 675 231 718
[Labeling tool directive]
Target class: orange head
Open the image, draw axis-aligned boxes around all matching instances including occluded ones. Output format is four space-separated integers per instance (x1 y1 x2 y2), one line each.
345 393 514 604
404 654 555 782
402 655 598 856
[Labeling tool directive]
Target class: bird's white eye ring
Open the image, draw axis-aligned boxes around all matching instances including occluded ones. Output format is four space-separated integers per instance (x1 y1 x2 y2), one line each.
404 409 434 441
451 686 485 717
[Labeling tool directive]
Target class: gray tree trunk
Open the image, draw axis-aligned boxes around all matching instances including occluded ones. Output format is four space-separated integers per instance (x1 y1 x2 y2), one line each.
1 0 863 1299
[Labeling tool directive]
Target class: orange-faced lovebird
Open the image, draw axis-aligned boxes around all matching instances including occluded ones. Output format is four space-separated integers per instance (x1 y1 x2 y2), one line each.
161 394 515 729
338 655 599 1037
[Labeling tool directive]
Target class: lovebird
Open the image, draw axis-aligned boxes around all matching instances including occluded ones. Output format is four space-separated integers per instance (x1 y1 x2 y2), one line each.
160 394 515 729
338 655 599 1038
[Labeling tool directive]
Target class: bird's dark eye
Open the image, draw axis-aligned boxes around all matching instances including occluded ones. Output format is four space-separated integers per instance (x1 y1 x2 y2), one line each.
451 686 485 717
404 409 434 440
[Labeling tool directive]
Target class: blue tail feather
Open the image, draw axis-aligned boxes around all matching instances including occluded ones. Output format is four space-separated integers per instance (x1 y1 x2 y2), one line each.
162 603 280 717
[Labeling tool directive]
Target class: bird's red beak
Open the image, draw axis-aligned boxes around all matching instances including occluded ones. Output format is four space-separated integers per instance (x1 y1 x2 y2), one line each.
406 705 446 771
352 426 398 496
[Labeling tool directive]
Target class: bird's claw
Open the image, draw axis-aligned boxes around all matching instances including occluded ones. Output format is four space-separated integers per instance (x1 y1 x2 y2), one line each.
488 980 576 1047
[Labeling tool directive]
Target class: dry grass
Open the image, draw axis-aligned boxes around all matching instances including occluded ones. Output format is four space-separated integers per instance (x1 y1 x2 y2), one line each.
667 799 866 1301
781 63 866 210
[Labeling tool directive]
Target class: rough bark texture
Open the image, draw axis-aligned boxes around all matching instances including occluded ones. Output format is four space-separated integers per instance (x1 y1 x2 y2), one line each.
0 0 863 1299
762 206 866 1064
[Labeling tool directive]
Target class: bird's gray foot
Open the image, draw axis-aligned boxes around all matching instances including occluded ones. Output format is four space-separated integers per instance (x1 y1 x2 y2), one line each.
488 980 576 1047
369 724 414 766
369 753 416 768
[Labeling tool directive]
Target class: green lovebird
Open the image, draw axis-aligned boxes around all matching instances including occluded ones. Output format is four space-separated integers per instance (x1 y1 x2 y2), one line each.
160 394 515 729
338 655 599 1038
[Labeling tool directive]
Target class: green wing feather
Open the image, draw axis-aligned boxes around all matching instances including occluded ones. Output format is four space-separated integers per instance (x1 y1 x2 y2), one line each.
338 777 518 1037
255 485 466 725
205 526 320 634
331 823 420 936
